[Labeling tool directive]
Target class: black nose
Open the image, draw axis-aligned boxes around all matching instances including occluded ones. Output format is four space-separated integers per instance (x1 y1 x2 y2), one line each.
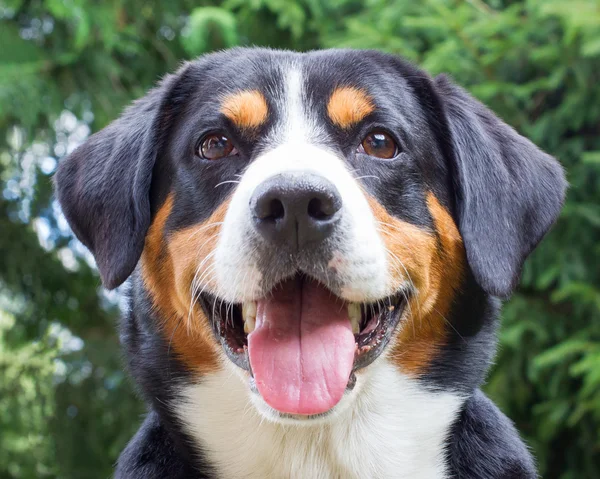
250 173 342 250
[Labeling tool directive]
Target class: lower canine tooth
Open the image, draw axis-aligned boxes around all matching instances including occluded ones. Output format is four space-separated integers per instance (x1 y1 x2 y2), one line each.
242 302 257 334
244 316 255 334
348 303 361 334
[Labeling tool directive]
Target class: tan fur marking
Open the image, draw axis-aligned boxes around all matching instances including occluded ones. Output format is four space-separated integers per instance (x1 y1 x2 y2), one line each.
221 90 268 130
141 194 229 374
369 193 465 375
327 87 375 129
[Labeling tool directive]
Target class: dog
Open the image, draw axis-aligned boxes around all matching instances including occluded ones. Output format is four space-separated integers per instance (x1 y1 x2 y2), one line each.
55 48 566 478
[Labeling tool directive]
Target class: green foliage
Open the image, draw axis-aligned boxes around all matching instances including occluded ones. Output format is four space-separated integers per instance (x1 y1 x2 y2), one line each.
1 1 598 477
0 312 57 477
181 7 239 55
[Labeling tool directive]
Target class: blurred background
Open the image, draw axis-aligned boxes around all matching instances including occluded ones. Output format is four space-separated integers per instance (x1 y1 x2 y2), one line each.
0 0 599 477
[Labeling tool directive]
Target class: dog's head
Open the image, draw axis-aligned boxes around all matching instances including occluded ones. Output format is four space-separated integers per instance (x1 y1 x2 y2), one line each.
55 48 565 421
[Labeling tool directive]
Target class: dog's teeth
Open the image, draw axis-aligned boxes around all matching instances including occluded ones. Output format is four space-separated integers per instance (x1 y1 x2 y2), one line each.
242 302 257 334
243 301 257 319
348 303 361 335
244 317 255 334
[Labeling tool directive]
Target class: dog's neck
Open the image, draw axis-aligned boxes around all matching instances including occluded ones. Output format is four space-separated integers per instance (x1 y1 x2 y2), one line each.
173 361 465 479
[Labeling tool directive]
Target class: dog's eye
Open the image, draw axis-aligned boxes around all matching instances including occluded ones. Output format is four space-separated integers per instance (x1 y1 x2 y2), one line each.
198 134 237 160
358 131 399 159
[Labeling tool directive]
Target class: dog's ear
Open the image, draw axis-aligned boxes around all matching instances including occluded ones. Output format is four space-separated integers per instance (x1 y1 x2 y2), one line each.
55 67 189 289
435 75 566 298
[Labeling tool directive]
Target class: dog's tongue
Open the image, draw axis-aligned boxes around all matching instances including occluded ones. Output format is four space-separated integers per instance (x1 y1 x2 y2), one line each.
247 277 355 415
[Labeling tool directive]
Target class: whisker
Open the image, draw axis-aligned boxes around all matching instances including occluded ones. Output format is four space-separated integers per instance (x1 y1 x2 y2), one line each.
353 175 381 182
431 305 465 343
184 222 224 242
187 243 220 329
382 245 421 336
196 264 218 296
215 180 241 189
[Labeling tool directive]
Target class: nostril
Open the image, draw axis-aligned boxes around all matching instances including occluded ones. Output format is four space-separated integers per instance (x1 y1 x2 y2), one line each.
253 193 286 222
269 199 285 221
307 192 341 220
307 198 328 220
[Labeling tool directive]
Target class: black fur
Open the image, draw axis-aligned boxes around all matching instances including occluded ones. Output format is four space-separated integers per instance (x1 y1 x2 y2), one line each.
115 411 213 478
447 390 537 478
53 48 566 478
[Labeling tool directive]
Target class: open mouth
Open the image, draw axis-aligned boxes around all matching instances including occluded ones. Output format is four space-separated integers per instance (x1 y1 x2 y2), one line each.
198 273 406 415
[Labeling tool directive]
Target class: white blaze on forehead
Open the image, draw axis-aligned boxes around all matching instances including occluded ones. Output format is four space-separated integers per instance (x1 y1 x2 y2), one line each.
266 64 327 147
284 67 305 139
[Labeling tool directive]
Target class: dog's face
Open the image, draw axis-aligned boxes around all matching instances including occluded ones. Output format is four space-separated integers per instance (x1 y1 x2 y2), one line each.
55 49 565 422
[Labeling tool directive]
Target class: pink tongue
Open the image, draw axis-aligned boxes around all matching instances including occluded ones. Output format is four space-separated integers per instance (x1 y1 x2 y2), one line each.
247 277 355 415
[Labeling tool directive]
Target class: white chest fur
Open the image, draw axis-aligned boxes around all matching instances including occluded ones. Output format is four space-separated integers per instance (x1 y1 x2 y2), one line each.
174 361 464 479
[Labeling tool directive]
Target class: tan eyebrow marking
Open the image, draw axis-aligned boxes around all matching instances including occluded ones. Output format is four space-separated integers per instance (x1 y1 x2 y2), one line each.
220 90 269 130
327 87 375 129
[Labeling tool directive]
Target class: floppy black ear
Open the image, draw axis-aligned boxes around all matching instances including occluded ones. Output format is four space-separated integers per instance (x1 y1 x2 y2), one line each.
435 75 566 298
54 67 189 289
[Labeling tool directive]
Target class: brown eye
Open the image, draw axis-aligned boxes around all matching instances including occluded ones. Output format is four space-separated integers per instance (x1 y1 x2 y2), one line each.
198 134 237 160
359 131 399 159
